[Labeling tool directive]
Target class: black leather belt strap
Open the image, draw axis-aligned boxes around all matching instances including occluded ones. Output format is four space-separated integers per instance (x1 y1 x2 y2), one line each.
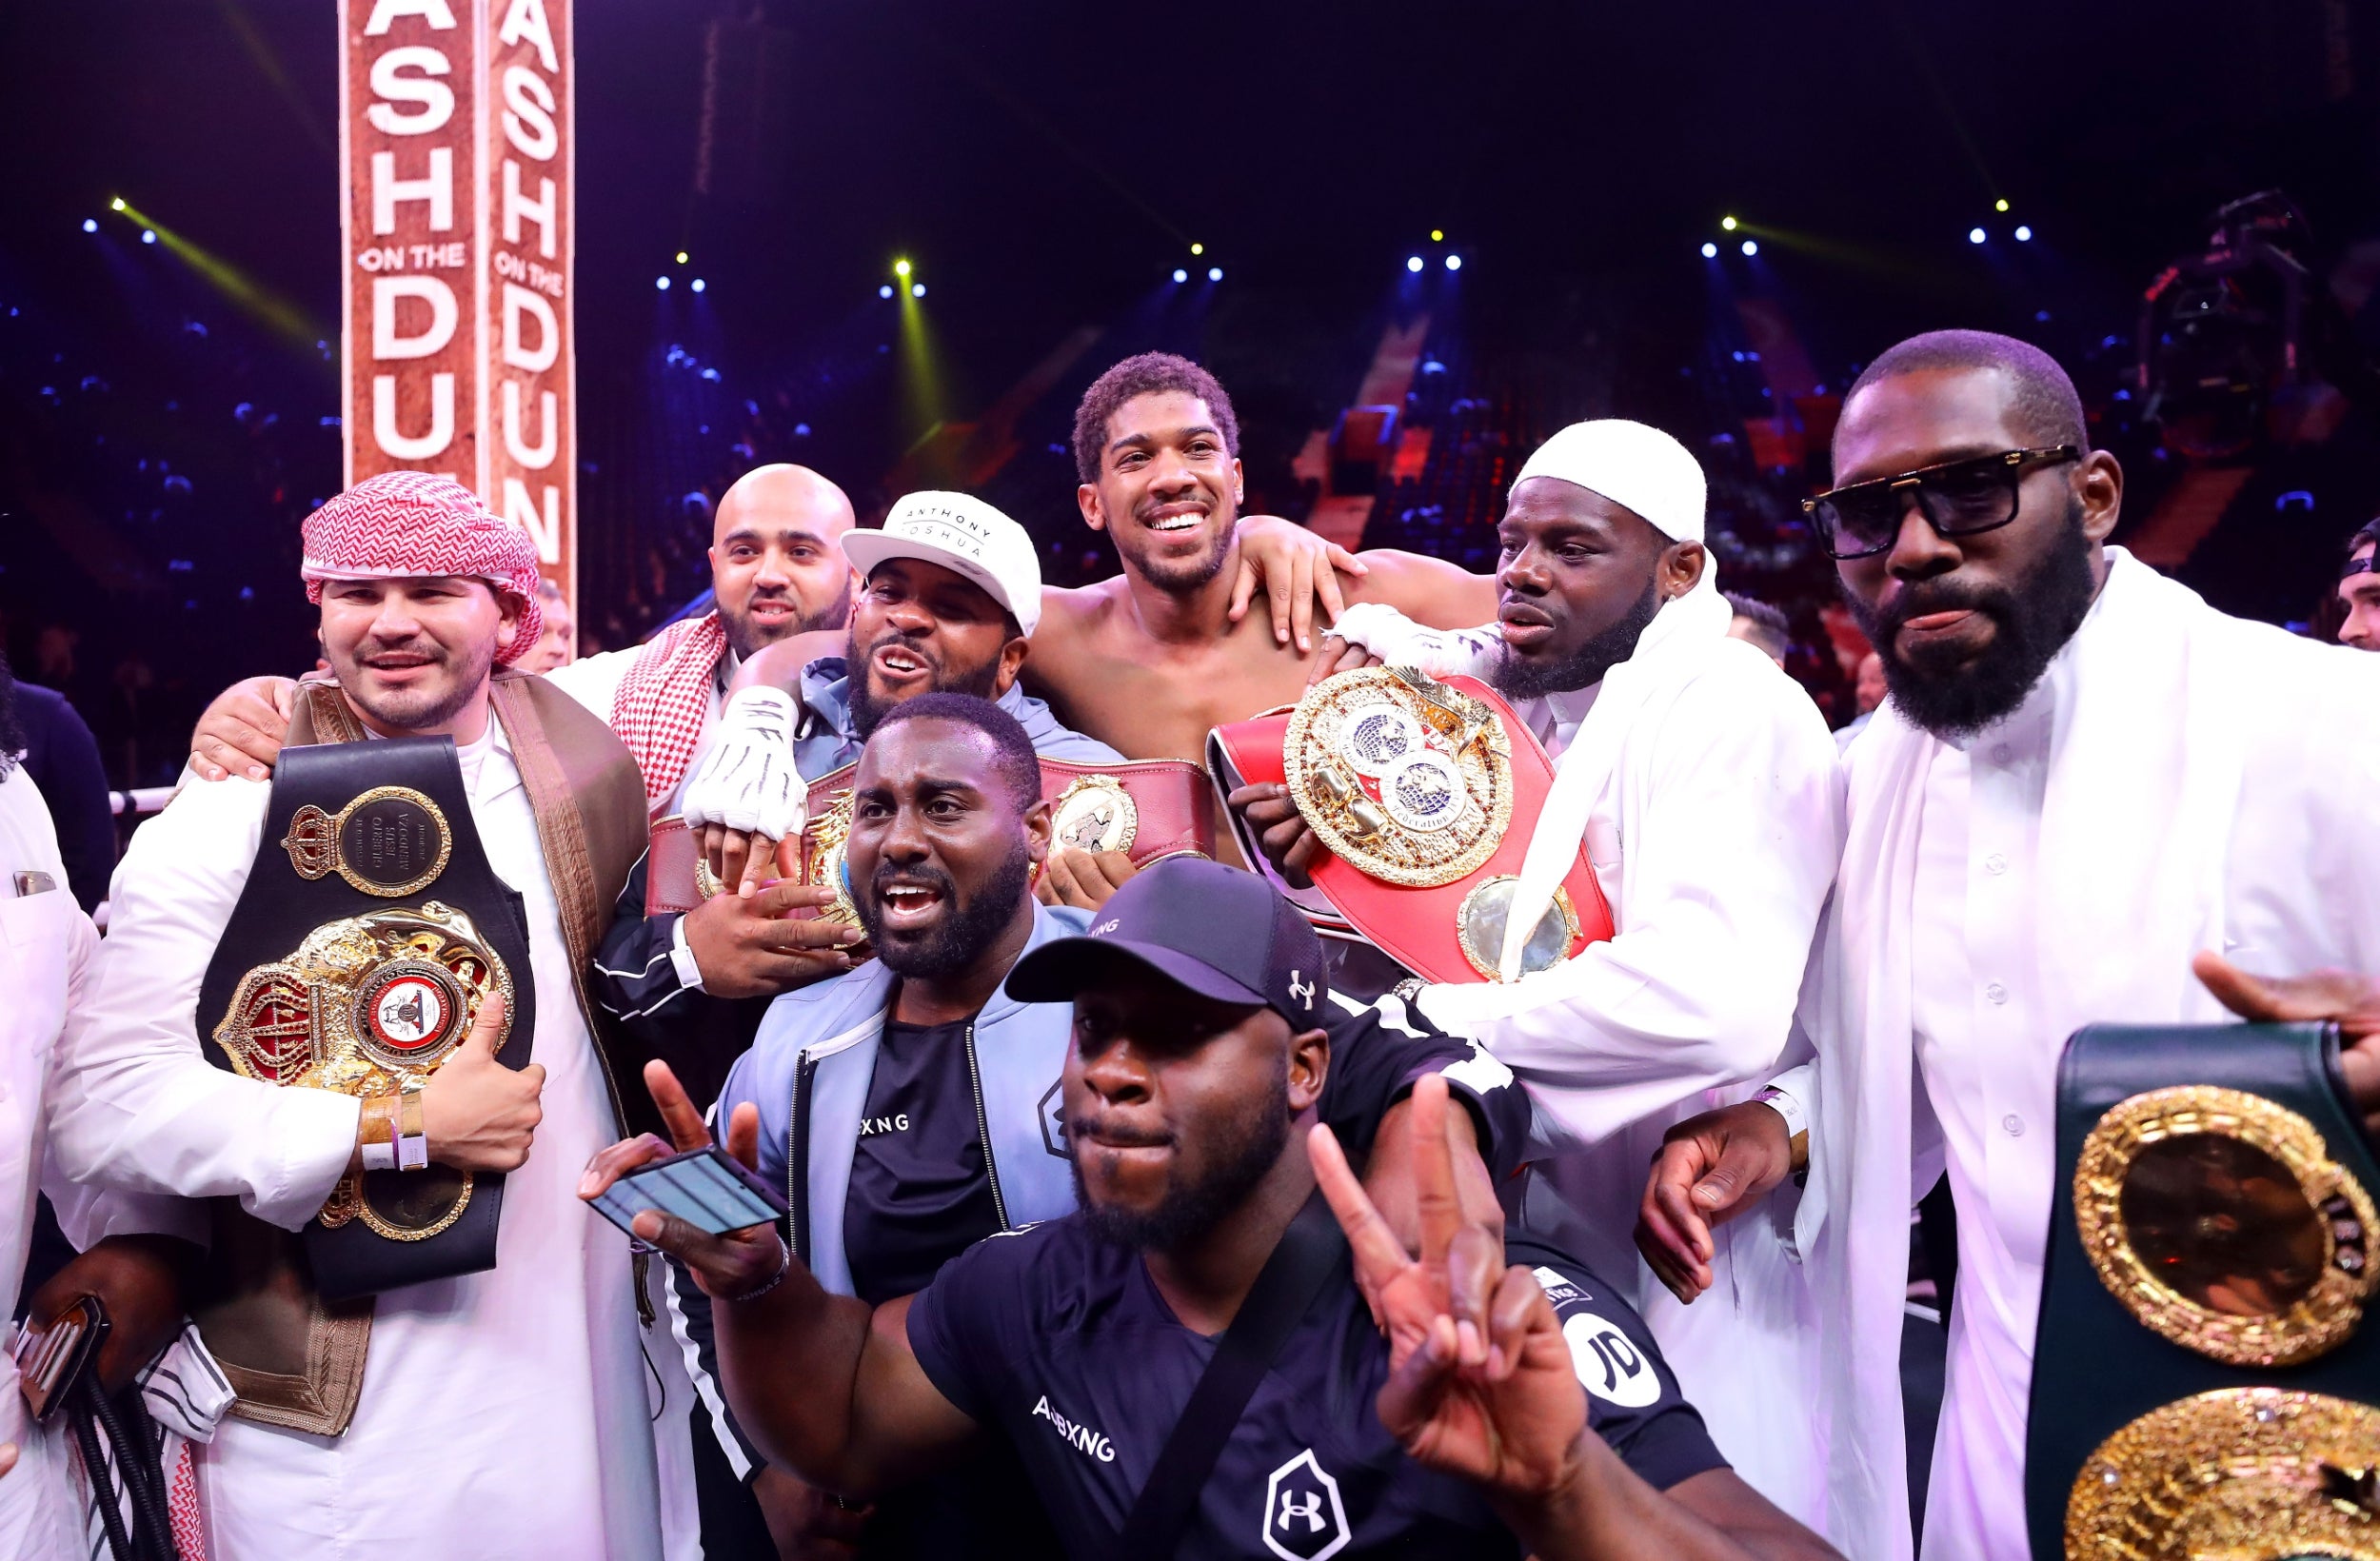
196 735 538 1301
1113 1191 1348 1560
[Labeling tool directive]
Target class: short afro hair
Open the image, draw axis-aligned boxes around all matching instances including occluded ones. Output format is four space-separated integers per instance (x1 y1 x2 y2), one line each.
1841 329 2089 458
1722 593 1792 660
865 691 1043 816
1071 351 1240 485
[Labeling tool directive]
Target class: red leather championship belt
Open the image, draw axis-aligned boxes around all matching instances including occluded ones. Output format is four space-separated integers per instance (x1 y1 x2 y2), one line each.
784 758 1219 940
645 758 1219 928
1208 666 1613 986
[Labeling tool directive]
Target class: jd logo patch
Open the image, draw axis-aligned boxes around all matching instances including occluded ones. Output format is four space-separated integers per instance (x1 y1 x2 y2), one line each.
1562 1311 1663 1408
1260 1448 1350 1561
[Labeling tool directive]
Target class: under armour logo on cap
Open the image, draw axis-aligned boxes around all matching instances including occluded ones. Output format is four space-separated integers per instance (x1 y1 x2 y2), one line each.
1288 970 1315 1010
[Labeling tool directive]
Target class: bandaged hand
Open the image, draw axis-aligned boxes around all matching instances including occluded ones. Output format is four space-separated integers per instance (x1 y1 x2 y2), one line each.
684 687 806 895
1315 603 1498 688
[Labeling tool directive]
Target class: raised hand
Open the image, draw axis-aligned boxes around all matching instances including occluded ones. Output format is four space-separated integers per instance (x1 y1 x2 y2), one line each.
1228 515 1365 653
2194 951 2380 1136
1309 1075 1585 1499
419 994 545 1173
1635 1103 1795 1305
578 1059 785 1300
684 686 807 897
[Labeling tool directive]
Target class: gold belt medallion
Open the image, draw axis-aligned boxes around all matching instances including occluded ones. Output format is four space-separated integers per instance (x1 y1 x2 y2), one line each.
803 786 864 930
2073 1084 2376 1368
1282 666 1513 890
280 786 453 898
1051 775 1139 856
2066 1388 2380 1558
214 901 514 1242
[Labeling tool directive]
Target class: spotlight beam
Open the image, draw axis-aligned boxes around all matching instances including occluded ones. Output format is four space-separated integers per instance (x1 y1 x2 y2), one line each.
112 199 324 358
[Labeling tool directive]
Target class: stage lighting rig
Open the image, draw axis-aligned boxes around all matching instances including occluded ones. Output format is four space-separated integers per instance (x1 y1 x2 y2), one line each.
1968 227 1986 245
1190 243 1204 256
1994 199 2010 213
1444 254 1461 271
1721 215 1737 231
1740 240 1757 257
82 219 97 233
1207 267 1222 282
2015 226 2033 243
1173 268 1188 283
1700 243 1718 258
1406 256 1423 273
894 258 912 278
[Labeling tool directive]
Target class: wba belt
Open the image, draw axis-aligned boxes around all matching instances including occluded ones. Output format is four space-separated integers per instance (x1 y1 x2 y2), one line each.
645 757 1218 932
196 737 535 1303
1208 666 1613 986
2026 1021 2380 1559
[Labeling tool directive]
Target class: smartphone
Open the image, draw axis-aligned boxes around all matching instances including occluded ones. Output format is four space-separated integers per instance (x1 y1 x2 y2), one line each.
13 1294 109 1423
587 1143 787 1240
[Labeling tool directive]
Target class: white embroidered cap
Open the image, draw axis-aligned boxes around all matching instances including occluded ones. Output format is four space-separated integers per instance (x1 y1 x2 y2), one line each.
842 490 1044 636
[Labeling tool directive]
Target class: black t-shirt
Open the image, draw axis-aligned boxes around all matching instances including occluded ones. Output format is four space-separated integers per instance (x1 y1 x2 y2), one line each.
907 1220 1725 1560
844 1015 1005 1308
1311 990 1534 1183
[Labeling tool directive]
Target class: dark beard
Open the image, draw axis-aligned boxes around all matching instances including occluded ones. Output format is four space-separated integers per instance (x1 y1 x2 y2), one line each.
843 628 1003 738
721 577 851 661
0 654 22 777
1846 497 2096 740
1070 1051 1291 1254
340 635 495 735
855 837 1032 979
1487 576 1661 701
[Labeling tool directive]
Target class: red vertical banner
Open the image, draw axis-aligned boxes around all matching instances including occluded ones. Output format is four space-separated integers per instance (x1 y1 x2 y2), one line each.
341 0 574 615
340 0 481 491
483 0 575 607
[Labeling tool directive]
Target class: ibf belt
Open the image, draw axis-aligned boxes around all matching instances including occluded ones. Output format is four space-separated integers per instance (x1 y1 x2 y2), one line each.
777 757 1220 952
1208 667 1614 986
2025 1022 2380 1559
196 736 536 1303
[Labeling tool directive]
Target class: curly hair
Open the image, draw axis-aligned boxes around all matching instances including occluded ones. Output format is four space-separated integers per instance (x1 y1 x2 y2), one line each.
1071 352 1240 485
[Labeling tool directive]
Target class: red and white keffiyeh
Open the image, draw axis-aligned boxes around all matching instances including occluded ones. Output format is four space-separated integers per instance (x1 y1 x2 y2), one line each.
300 471 545 664
611 611 731 806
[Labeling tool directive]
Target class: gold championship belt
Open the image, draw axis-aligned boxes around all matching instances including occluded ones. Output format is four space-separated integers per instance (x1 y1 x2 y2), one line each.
215 900 514 1242
1208 666 1614 986
195 736 538 1301
778 757 1220 952
2026 1023 2380 1557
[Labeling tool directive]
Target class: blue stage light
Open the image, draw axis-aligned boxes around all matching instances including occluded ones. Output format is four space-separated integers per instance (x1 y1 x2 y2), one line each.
1968 227 1987 245
1444 254 1461 271
656 275 670 290
1700 242 1717 258
691 278 706 293
2014 226 2033 243
879 284 894 298
1173 268 1187 283
82 218 98 233
1406 256 1423 273
1739 240 1757 257
1207 267 1222 282
142 229 157 245
911 282 925 297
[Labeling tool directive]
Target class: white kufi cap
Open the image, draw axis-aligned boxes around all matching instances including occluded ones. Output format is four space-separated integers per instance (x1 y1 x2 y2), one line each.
1510 419 1706 544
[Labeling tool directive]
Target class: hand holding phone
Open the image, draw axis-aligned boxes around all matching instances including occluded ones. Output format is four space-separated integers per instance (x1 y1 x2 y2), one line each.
579 1060 791 1301
586 1142 784 1239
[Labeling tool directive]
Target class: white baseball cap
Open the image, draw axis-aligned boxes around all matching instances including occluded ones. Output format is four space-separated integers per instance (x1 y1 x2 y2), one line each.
841 491 1044 637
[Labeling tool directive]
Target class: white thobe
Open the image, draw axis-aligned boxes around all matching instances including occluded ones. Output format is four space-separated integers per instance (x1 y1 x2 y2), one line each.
1789 549 2380 1560
1338 609 1844 1521
543 642 733 814
49 719 688 1561
0 767 197 1557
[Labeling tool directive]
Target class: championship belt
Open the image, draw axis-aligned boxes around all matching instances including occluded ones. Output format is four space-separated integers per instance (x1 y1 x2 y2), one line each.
1207 666 1614 986
776 757 1220 953
196 737 535 1303
2026 1022 2380 1559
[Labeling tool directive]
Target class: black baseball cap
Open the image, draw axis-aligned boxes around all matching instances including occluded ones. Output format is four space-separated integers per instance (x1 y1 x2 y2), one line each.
1005 857 1327 1028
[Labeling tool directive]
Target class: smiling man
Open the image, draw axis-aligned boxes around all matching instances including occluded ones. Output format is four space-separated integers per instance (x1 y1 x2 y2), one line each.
1231 418 1844 1524
588 859 1838 1561
1634 330 2380 1561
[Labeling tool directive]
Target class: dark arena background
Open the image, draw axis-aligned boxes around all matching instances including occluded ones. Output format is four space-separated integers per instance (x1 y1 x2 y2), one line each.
5 0 2378 788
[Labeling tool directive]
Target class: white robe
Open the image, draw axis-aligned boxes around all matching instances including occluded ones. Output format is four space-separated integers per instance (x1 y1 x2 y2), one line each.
47 718 697 1561
1330 595 1844 1523
1792 548 2380 1559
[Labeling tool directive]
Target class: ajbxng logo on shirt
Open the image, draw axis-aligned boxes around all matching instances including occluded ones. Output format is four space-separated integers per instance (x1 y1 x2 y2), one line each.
1030 1393 1115 1463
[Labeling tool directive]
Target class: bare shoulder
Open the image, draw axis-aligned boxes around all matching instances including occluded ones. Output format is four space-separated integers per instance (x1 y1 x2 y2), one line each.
1339 549 1497 630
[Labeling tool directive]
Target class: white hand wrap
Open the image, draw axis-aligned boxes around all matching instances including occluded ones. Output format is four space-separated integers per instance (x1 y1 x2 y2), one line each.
1321 602 1499 677
683 687 807 842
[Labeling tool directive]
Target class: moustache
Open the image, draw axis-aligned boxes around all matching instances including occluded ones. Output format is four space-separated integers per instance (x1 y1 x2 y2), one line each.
1876 582 2010 635
1069 1116 1172 1150
868 860 954 899
359 639 447 663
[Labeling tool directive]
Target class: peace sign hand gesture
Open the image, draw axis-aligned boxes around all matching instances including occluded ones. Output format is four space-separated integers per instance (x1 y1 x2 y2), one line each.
1307 1075 1587 1500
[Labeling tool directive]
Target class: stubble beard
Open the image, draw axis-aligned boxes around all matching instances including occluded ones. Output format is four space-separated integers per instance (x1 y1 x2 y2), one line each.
1071 1054 1292 1255
338 635 495 735
1487 576 1661 701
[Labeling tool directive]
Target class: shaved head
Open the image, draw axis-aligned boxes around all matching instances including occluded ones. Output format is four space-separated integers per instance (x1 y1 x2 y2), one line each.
708 464 860 657
1840 330 2088 461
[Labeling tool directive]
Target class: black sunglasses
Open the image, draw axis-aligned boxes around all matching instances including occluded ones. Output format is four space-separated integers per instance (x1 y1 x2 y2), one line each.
1802 445 2081 561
